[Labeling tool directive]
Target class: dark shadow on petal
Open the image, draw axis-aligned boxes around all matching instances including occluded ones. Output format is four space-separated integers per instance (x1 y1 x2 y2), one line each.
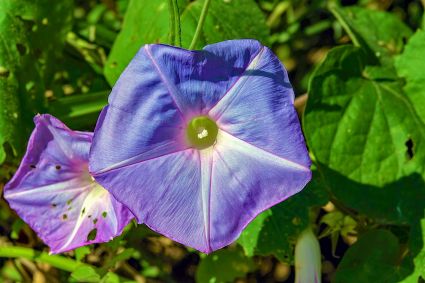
244 69 293 90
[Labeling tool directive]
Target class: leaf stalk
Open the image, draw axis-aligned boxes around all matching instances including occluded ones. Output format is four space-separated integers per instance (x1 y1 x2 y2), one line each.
189 0 212 49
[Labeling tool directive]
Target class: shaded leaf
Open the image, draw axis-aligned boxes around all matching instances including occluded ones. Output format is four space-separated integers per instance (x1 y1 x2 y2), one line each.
10 219 24 240
334 230 408 283
0 0 73 163
337 223 424 283
102 248 135 270
395 217 425 282
196 248 255 283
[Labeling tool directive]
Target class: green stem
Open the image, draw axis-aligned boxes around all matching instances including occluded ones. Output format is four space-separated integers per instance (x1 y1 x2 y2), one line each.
167 0 176 45
329 5 361 47
173 0 182 47
0 246 82 272
189 0 212 50
0 246 131 281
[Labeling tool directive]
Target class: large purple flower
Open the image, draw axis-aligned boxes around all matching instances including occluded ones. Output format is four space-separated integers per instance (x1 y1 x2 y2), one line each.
89 40 311 253
4 114 133 254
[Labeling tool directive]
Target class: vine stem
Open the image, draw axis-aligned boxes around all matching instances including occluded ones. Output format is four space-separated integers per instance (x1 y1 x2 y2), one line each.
0 246 82 272
173 0 182 47
167 0 176 45
329 5 361 47
189 0 212 50
0 246 122 280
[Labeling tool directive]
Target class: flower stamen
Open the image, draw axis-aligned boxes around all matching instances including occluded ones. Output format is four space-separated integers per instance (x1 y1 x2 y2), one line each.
186 116 218 150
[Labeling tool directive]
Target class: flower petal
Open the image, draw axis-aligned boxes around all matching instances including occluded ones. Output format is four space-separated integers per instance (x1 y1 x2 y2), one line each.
142 40 264 114
91 130 311 253
90 104 187 174
208 131 311 250
90 40 264 174
92 149 218 252
4 114 133 253
209 46 310 168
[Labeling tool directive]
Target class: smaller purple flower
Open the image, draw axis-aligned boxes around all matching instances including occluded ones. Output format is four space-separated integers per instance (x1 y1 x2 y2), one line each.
3 114 133 254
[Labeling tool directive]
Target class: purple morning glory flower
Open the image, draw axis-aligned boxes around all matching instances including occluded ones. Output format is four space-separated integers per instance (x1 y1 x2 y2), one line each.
4 114 133 254
89 40 311 253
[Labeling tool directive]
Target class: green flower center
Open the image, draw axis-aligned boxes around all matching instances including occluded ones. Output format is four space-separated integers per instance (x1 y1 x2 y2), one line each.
186 116 218 150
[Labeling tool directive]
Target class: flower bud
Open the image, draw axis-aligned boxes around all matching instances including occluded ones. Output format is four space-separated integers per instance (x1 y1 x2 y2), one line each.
295 228 322 283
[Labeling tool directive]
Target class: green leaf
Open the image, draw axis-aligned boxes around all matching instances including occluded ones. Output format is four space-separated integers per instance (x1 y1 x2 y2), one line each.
413 218 425 280
396 217 425 282
104 0 269 85
48 90 109 130
238 171 328 263
196 248 255 283
330 6 412 64
337 222 425 283
71 266 101 283
334 230 409 283
104 0 189 85
102 248 135 270
74 246 91 262
1 262 22 282
395 30 425 124
304 45 425 224
319 210 357 256
100 272 120 283
320 211 356 239
0 0 73 163
181 0 269 49
140 260 160 278
10 219 25 240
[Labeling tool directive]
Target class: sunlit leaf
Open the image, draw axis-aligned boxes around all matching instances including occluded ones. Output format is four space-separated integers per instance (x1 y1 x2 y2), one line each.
395 30 425 124
100 272 120 283
330 5 412 64
104 0 269 85
70 265 101 283
74 246 91 262
104 0 189 85
304 45 425 224
181 0 269 49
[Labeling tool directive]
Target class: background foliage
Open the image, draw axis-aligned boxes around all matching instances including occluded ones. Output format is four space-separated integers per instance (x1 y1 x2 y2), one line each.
0 0 424 282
